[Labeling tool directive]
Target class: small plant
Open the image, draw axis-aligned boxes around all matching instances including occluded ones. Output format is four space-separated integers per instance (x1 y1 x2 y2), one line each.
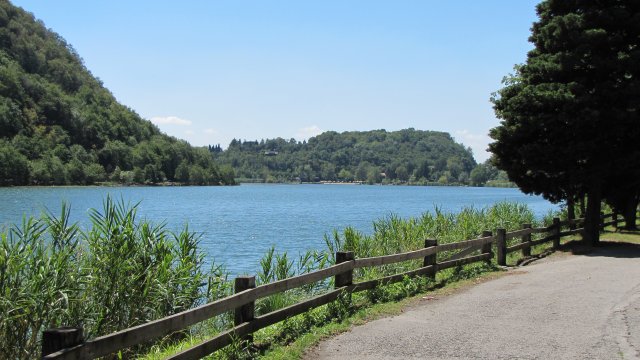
214 333 256 360
326 290 352 322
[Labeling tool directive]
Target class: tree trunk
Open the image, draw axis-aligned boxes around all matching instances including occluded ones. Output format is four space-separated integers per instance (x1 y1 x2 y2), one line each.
567 197 576 230
623 196 638 230
583 186 602 246
579 195 586 217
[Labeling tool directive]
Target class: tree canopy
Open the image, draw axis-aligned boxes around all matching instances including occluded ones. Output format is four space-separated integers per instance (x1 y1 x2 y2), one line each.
0 1 234 186
490 0 640 243
213 129 479 185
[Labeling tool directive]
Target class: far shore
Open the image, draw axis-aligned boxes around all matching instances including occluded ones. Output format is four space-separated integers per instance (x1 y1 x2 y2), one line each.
0 181 516 189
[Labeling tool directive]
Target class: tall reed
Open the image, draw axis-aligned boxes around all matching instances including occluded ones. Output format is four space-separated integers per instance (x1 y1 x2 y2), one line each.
320 202 546 287
0 197 226 360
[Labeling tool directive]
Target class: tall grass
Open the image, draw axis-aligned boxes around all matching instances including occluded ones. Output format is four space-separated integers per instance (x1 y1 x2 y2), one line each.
255 247 330 316
1 206 84 359
0 197 227 360
323 202 541 279
325 202 537 259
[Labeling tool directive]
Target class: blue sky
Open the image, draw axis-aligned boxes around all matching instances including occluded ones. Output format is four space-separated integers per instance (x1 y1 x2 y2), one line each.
12 0 539 162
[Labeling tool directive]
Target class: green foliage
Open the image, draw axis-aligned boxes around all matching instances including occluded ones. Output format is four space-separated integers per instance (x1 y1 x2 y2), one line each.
0 2 233 186
0 198 229 359
0 138 29 185
469 160 510 187
212 129 477 185
489 0 640 243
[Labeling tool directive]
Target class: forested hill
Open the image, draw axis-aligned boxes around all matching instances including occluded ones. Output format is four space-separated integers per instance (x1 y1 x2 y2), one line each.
0 1 234 186
212 129 479 185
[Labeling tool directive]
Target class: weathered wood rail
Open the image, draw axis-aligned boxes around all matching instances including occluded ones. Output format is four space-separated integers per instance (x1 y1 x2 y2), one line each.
42 213 623 359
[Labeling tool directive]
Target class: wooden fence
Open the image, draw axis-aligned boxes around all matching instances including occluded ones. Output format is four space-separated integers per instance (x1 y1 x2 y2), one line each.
41 213 623 359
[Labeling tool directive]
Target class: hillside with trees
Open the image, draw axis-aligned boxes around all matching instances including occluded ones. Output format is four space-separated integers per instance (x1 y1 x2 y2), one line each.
212 129 482 185
0 1 234 186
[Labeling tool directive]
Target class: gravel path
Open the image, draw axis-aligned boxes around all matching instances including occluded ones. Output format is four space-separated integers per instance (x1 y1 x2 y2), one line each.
306 244 640 360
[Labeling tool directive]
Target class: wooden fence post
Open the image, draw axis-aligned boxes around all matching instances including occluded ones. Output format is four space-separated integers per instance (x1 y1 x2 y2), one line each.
521 223 532 257
481 230 493 265
42 327 84 357
552 217 561 249
335 251 354 288
234 276 256 343
423 239 437 280
612 211 618 230
496 228 507 266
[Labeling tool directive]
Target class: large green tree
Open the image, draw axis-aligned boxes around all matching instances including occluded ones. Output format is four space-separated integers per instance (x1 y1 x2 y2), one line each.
490 0 640 245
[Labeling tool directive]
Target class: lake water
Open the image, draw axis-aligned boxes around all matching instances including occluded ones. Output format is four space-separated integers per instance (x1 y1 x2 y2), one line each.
0 184 558 275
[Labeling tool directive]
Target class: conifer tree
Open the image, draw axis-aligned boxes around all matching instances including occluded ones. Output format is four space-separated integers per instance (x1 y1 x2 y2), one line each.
490 0 640 245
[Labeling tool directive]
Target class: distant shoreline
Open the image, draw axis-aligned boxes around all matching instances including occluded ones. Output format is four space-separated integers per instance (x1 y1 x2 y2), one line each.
237 181 516 188
0 181 516 189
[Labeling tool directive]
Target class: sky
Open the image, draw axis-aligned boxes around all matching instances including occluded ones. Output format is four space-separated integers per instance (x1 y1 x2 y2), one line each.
11 0 539 162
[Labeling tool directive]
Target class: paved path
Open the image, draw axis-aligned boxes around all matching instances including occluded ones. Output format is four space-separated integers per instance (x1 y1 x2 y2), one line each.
306 244 640 359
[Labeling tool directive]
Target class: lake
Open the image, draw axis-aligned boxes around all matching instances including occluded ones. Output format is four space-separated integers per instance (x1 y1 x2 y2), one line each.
0 184 558 275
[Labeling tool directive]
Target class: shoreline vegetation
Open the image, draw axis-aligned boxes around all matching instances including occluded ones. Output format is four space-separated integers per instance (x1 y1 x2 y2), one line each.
2 197 557 359
232 177 515 188
0 179 517 188
238 179 516 188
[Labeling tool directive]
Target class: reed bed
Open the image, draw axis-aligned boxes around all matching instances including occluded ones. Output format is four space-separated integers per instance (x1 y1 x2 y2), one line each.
0 197 228 360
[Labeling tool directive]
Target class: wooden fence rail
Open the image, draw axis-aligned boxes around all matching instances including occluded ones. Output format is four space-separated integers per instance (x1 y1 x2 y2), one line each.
42 213 622 359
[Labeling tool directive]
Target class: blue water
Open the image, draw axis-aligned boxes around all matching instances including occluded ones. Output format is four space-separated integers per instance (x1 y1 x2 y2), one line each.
0 184 558 275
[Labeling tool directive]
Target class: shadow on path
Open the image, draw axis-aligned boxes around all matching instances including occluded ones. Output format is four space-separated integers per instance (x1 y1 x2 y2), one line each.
559 237 640 259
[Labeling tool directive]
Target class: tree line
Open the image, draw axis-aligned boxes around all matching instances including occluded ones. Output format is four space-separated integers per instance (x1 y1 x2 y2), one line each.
211 128 507 186
0 1 234 186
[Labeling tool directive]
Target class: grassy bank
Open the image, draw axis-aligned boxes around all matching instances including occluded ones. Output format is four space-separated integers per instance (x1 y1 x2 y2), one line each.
2 199 559 359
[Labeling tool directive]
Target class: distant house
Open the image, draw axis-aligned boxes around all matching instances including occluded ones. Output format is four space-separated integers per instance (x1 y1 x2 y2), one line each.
264 150 279 156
